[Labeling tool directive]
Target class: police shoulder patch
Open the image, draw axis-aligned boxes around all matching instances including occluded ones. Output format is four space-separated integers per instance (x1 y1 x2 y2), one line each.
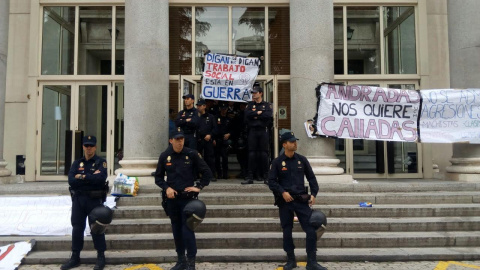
103 162 107 168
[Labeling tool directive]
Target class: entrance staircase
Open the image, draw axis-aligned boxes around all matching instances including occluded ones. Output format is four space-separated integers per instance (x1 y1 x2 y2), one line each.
2 180 480 265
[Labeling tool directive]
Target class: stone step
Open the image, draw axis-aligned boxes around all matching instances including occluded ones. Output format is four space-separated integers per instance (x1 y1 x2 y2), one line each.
21 246 480 264
115 191 480 206
113 204 480 219
4 231 480 251
105 217 480 234
2 181 479 195
129 181 480 194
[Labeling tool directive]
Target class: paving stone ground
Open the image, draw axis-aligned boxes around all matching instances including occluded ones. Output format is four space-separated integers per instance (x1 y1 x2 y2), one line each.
17 260 480 270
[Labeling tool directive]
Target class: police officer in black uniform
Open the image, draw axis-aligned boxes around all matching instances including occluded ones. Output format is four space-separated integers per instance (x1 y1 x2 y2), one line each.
233 102 248 178
196 99 217 181
215 103 232 179
268 132 326 270
175 94 199 149
241 84 273 184
155 129 212 270
62 136 108 270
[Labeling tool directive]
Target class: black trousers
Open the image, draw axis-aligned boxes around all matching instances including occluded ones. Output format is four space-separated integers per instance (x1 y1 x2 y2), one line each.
247 127 269 177
184 134 197 150
166 198 197 259
215 142 229 178
71 194 106 253
279 201 317 253
197 138 216 177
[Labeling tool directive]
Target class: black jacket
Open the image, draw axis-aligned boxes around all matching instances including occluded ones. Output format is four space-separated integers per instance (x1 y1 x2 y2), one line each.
268 153 319 197
155 145 212 191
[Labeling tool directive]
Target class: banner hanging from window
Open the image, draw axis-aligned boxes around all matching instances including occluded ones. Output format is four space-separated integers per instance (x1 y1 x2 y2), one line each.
420 89 480 143
201 53 260 102
316 84 421 142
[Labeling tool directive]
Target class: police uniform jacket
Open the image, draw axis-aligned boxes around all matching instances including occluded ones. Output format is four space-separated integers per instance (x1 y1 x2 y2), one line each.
68 155 108 191
215 115 231 138
155 145 212 192
245 101 273 128
175 108 199 134
197 112 217 139
268 153 319 197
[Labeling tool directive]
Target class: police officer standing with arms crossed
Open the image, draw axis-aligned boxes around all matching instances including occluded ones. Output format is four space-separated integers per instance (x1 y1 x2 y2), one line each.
155 129 213 270
176 94 199 149
242 83 273 184
62 136 108 270
268 132 327 270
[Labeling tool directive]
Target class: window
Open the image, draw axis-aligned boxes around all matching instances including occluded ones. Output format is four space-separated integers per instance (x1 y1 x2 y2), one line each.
334 5 417 75
40 6 125 76
169 6 290 76
41 7 75 75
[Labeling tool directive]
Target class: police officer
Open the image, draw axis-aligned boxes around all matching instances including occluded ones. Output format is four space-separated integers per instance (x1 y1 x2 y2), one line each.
241 84 273 184
233 102 248 178
215 103 232 179
155 129 212 270
268 132 326 270
175 94 199 149
62 136 108 270
196 99 217 181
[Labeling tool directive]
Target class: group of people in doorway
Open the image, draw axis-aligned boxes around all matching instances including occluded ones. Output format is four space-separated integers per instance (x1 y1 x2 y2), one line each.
62 83 327 270
171 82 273 184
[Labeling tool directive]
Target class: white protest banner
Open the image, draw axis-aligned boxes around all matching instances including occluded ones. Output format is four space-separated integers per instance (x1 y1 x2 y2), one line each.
420 89 480 143
0 196 116 236
201 53 260 102
0 241 34 269
316 84 421 142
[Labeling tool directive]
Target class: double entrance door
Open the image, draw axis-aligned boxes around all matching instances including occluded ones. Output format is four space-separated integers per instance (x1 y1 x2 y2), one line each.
36 82 125 180
179 75 281 157
335 81 423 178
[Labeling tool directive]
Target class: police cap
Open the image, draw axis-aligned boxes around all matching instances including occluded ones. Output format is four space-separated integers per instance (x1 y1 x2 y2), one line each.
83 135 97 146
196 99 206 106
170 128 185 139
281 132 299 143
182 94 195 100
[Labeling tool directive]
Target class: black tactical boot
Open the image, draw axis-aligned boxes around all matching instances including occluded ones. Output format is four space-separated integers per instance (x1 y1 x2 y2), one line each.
186 257 196 270
241 172 254 185
170 254 186 270
93 251 106 270
306 252 327 270
262 172 269 185
283 250 297 270
60 251 80 270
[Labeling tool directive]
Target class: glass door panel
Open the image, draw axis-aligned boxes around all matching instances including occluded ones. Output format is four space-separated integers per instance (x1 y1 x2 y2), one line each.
264 76 278 158
78 85 108 160
114 83 125 172
179 76 198 110
387 83 419 174
40 85 71 175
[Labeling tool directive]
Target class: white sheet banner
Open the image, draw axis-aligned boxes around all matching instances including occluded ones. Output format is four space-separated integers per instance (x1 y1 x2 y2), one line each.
317 84 421 142
0 196 115 236
420 89 480 143
0 241 34 270
201 53 260 102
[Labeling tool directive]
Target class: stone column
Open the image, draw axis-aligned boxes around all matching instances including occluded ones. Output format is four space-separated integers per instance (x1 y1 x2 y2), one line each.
446 0 480 182
116 0 169 184
290 0 350 183
0 0 13 181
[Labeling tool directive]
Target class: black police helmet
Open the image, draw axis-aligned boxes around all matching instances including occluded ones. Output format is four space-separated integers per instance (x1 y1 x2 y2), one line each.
309 210 327 230
88 205 114 234
183 199 207 231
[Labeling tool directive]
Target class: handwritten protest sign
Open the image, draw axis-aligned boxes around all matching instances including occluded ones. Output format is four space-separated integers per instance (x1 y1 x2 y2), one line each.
316 84 421 142
420 89 480 143
201 53 260 102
